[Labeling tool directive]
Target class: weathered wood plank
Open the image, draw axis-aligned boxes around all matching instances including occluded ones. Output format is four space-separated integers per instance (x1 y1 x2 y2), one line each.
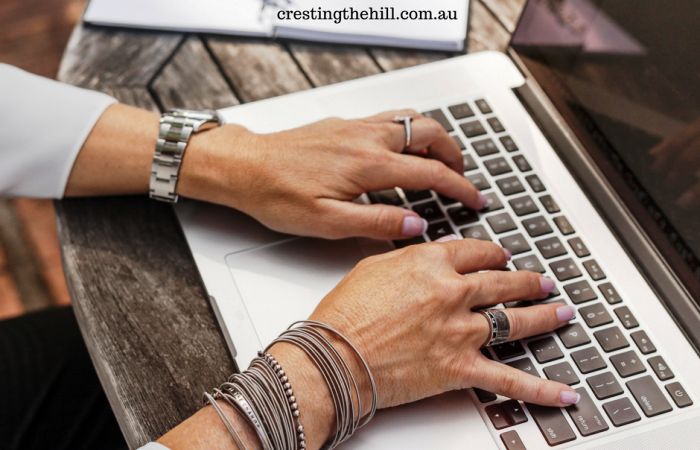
466 0 512 53
371 49 449 71
479 0 526 33
206 37 312 102
151 36 239 110
56 198 235 449
288 43 381 86
58 24 182 88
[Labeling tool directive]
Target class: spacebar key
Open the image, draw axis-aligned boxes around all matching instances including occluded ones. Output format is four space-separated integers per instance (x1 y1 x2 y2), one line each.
526 403 577 446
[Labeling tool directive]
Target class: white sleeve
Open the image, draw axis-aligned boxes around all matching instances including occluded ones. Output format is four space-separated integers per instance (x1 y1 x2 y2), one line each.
137 443 170 450
0 64 116 198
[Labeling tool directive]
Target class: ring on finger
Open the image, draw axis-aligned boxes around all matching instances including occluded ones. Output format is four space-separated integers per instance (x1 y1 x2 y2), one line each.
393 115 413 153
479 308 510 347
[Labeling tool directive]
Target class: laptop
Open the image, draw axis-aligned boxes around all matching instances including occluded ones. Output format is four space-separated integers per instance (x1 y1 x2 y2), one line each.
175 0 700 448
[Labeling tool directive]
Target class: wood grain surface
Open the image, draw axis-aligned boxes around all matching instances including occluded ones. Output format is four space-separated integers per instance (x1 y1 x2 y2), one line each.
57 2 524 447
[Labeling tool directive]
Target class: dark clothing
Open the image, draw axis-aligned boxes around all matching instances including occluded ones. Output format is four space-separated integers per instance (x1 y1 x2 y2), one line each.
0 306 127 450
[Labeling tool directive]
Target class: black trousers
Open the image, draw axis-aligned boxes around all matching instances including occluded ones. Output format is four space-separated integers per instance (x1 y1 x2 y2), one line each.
0 306 127 450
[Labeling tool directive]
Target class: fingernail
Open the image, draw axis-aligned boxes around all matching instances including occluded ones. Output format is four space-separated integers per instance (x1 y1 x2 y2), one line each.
503 248 512 261
436 234 459 242
402 216 428 237
540 276 556 294
560 390 581 405
478 192 488 209
556 305 576 322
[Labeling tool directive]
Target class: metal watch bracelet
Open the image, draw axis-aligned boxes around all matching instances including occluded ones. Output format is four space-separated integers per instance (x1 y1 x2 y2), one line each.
149 109 221 203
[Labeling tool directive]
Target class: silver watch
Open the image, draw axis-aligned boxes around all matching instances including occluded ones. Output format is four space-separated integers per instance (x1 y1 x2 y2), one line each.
149 109 222 203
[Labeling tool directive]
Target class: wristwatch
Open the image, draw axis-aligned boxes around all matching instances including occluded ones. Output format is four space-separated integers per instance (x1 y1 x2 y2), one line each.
149 109 222 203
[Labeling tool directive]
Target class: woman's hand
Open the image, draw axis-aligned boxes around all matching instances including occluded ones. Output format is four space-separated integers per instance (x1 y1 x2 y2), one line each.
179 109 484 240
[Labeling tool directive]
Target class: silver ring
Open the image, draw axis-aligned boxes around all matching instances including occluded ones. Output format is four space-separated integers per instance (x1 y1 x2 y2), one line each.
393 115 413 152
479 309 511 347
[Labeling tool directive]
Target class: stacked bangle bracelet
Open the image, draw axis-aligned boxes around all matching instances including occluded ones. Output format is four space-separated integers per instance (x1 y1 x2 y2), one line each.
204 320 377 449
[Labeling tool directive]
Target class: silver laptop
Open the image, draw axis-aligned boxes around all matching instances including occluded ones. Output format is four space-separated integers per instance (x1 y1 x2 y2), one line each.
175 1 700 448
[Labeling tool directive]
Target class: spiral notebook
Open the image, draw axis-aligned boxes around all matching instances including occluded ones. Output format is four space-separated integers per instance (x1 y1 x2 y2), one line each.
83 0 470 51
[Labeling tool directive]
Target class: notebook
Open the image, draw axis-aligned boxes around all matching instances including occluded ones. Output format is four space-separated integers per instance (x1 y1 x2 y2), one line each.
83 0 470 51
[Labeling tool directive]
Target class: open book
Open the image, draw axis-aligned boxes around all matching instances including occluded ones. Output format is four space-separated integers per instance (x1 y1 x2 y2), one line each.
84 0 470 51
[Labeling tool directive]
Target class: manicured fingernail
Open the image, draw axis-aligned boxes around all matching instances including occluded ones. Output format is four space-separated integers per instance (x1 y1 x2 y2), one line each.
540 276 556 294
478 192 488 209
556 305 576 322
560 390 581 405
436 234 459 242
503 248 512 261
402 216 428 237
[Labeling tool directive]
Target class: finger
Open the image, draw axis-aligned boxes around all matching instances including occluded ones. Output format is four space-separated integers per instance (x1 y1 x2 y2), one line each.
473 358 580 407
437 238 510 274
377 153 485 210
471 304 576 346
317 199 428 240
465 270 556 307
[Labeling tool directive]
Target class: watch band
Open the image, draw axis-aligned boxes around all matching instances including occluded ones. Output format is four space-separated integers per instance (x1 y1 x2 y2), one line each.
149 109 221 203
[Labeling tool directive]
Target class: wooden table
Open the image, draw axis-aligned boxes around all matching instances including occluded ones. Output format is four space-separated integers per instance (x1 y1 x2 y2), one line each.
56 1 524 447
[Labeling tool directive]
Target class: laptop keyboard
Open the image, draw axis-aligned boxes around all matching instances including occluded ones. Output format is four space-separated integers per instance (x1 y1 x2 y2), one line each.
369 98 694 448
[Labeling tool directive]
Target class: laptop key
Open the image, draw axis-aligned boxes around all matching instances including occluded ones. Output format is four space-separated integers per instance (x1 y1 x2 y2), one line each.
393 236 426 249
484 157 512 176
487 117 506 133
485 404 510 429
461 225 492 241
448 103 475 120
496 176 526 196
610 350 646 377
539 194 560 213
579 303 613 328
462 153 478 171
499 135 519 152
512 155 532 172
466 173 491 191
598 282 622 304
509 195 539 216
630 330 656 354
452 134 466 150
427 221 453 241
536 236 567 259
423 109 453 132
565 388 609 436
514 255 545 273
522 216 553 238
565 280 597 304
403 189 432 203
482 192 504 212
526 174 546 192
553 216 575 235
475 98 493 114
666 382 693 408
529 337 564 363
460 120 487 138
627 375 673 417
412 201 444 222
572 346 607 373
583 259 606 281
502 400 528 425
493 341 526 360
500 233 531 256
587 372 624 399
594 326 630 352
603 397 641 427
526 403 577 446
447 206 478 226
550 258 582 281
474 388 497 403
544 362 580 385
568 237 590 257
472 138 499 157
500 430 526 450
557 322 591 348
648 355 674 381
507 357 540 377
487 212 518 234
614 306 638 329
368 189 403 205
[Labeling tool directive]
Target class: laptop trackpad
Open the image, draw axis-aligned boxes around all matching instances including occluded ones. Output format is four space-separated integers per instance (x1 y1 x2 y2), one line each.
225 237 388 348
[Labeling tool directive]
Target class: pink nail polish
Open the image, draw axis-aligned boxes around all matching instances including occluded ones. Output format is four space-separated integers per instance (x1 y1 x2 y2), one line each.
436 234 459 243
478 192 488 210
540 276 556 294
560 390 581 405
503 248 512 261
402 216 428 237
556 305 576 322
